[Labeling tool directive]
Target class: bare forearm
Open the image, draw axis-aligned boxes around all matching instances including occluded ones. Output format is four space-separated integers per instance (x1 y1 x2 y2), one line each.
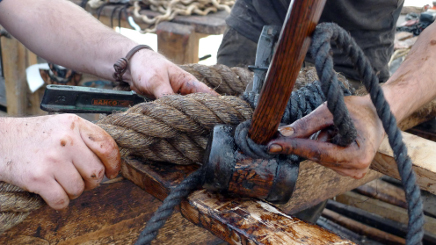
0 0 137 81
381 22 436 123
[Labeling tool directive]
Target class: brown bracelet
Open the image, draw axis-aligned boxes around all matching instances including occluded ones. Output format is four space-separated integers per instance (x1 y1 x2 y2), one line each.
113 44 153 83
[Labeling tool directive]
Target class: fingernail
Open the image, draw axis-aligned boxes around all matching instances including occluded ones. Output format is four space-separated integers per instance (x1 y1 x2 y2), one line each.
278 126 294 137
268 144 283 153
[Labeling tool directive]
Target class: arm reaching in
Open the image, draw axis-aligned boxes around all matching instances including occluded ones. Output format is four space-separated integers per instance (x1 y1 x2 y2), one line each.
0 0 217 98
268 21 436 178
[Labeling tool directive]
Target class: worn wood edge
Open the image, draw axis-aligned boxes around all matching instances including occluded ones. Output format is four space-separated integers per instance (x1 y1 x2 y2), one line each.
122 159 355 244
336 191 436 234
181 190 355 244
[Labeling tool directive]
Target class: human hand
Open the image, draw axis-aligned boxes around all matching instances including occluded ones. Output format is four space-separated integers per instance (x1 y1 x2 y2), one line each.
0 114 120 210
127 49 219 98
267 96 385 179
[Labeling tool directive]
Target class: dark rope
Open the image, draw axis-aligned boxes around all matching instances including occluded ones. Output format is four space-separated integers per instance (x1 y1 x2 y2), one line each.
135 167 206 245
310 22 424 245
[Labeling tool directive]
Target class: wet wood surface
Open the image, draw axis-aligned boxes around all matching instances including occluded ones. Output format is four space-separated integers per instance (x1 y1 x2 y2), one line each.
0 179 223 245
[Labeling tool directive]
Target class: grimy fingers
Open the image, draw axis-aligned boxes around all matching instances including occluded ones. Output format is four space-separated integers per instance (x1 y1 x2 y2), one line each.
79 119 121 179
267 137 357 168
278 104 334 138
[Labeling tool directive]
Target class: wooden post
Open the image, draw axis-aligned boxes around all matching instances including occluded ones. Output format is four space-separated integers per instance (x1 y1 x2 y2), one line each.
1 36 28 116
156 22 200 64
249 0 326 144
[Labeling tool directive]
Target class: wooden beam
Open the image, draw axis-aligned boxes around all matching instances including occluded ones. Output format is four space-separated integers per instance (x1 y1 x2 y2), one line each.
0 179 224 245
336 191 436 234
122 158 354 244
1 36 27 116
156 22 200 64
322 209 406 245
371 131 436 195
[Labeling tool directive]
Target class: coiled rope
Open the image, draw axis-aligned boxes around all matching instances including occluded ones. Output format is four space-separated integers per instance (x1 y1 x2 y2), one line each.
134 23 424 245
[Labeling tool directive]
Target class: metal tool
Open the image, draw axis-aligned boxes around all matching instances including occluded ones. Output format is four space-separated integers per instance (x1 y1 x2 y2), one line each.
40 84 148 113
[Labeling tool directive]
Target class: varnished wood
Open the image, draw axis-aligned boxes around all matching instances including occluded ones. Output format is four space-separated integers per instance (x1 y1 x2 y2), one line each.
0 179 223 245
249 0 326 144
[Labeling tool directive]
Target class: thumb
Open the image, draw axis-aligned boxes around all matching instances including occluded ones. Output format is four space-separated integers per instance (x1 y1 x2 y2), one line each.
79 119 121 179
278 104 334 138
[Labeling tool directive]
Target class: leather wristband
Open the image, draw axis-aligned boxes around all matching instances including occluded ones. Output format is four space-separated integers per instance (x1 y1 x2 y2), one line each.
113 44 153 83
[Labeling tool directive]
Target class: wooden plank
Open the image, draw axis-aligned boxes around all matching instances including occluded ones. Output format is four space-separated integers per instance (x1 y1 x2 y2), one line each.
156 22 200 64
1 36 27 116
122 158 354 244
335 191 436 234
322 209 406 245
371 131 436 195
0 179 224 245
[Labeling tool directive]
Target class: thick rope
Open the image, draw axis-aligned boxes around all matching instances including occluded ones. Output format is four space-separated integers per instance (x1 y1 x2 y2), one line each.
310 22 424 245
134 80 351 244
0 182 44 234
116 63 252 96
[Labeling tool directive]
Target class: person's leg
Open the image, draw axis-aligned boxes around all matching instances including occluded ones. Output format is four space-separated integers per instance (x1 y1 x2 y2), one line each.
217 27 257 67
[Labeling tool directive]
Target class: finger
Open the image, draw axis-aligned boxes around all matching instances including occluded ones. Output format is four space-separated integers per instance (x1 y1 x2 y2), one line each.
267 137 357 168
178 79 219 96
53 162 85 199
71 140 105 190
79 119 121 179
152 82 175 98
31 178 70 210
278 104 334 138
168 66 219 96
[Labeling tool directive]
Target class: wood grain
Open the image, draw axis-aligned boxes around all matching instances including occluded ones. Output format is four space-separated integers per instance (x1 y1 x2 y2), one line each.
249 0 326 144
0 180 223 245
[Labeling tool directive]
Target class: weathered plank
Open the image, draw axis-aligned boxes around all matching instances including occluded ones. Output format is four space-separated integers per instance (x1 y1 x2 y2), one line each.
156 22 200 64
0 179 223 245
371 131 436 195
122 158 354 244
336 191 436 234
1 36 28 116
322 209 406 245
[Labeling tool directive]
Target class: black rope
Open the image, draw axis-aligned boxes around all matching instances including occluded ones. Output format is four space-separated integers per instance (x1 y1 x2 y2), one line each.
134 167 206 245
310 22 424 245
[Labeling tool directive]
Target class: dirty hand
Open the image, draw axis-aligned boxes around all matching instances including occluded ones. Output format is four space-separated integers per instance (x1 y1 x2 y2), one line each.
0 114 121 210
127 49 219 98
267 96 385 179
